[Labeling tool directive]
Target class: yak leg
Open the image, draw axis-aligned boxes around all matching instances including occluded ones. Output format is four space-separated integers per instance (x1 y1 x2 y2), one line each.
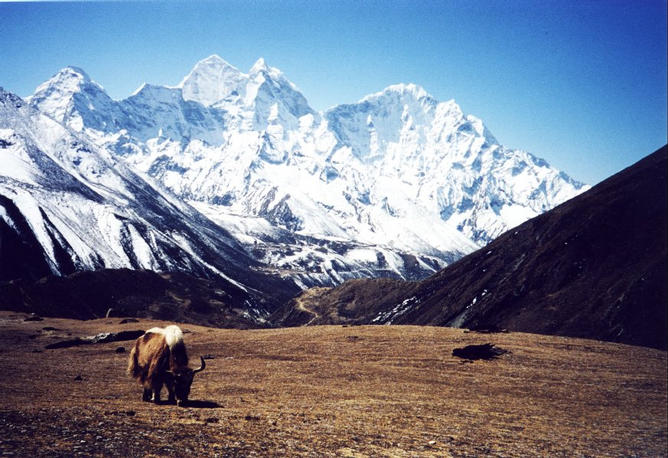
161 371 176 404
165 380 176 404
151 380 163 403
142 387 152 402
166 388 176 404
146 355 168 404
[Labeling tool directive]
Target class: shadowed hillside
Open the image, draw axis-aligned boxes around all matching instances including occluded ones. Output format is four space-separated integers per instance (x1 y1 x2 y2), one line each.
0 269 284 329
274 146 668 349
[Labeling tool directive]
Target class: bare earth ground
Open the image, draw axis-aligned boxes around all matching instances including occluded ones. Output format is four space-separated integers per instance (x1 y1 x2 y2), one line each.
0 311 665 457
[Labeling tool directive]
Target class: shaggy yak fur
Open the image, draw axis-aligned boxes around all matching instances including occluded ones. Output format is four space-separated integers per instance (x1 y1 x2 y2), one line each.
127 325 205 406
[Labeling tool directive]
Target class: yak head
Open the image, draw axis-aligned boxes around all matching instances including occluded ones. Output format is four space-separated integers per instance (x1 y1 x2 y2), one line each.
168 356 206 406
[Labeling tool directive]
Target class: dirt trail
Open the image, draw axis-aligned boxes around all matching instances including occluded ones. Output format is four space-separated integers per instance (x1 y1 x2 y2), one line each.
293 287 329 325
0 312 665 457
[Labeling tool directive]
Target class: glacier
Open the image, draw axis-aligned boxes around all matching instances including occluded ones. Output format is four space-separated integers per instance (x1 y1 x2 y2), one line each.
6 54 588 288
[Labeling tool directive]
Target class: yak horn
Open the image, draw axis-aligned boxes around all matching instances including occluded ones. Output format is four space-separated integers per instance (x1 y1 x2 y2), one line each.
193 356 206 374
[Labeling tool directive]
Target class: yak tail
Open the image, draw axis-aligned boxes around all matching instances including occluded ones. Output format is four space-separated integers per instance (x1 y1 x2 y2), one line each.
127 342 141 378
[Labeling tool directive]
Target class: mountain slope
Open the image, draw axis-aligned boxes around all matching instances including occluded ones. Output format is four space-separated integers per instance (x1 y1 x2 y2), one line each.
274 146 668 349
25 56 588 287
0 88 299 314
0 269 270 328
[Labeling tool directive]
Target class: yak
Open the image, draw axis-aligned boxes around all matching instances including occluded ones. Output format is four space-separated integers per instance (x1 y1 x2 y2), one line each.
127 325 205 406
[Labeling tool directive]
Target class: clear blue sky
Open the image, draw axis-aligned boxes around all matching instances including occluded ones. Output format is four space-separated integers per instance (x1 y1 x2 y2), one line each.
1 0 666 184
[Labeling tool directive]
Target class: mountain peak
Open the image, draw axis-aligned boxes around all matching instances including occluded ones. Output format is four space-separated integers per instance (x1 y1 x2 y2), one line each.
33 66 95 96
385 83 429 97
199 54 229 66
27 66 110 125
60 66 91 80
250 57 269 74
358 83 437 107
0 87 24 108
130 82 179 98
179 55 246 106
183 54 241 77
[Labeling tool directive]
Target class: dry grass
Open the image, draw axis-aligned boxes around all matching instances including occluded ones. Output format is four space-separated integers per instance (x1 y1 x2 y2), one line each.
0 311 665 457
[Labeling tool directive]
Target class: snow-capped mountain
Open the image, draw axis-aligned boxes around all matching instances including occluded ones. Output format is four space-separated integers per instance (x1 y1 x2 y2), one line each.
270 146 668 350
21 55 588 287
0 87 298 316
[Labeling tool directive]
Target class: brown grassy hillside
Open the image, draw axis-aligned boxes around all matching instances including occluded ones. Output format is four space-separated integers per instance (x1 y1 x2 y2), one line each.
0 312 665 457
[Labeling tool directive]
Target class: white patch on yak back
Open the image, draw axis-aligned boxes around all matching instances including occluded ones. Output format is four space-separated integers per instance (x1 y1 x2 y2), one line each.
146 325 184 349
